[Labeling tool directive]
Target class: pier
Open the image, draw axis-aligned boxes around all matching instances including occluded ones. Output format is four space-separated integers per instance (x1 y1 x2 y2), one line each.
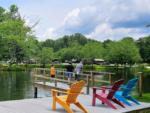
0 68 149 113
0 95 150 113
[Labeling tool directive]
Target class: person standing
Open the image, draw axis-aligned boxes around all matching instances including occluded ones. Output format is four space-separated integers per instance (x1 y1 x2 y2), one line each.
66 62 74 81
50 64 56 78
74 61 83 80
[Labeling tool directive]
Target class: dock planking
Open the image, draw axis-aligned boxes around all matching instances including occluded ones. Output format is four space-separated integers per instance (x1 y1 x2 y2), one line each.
0 95 150 113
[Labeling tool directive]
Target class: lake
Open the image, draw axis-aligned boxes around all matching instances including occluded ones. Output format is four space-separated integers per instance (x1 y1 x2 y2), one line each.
0 70 150 101
0 71 51 101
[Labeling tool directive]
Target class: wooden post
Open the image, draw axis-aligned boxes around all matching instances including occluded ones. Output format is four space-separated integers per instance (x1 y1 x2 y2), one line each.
86 75 90 95
43 69 46 85
34 87 38 98
54 78 57 87
138 72 143 97
91 71 95 86
43 68 46 76
69 78 71 87
109 73 112 84
63 69 65 80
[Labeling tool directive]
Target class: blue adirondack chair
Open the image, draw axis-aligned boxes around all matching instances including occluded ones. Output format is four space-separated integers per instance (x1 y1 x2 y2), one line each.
115 78 140 106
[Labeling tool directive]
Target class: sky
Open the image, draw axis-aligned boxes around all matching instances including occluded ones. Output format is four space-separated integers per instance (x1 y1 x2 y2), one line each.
0 0 150 41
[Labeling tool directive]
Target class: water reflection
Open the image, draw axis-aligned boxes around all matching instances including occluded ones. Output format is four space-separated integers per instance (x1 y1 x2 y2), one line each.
0 71 33 101
0 69 149 101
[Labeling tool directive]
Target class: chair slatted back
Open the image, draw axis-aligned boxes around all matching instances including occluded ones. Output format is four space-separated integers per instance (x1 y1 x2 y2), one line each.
66 80 85 103
107 79 124 99
122 78 138 96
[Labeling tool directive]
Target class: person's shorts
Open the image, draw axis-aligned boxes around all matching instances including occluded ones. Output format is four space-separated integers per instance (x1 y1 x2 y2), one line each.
66 72 73 78
51 75 55 78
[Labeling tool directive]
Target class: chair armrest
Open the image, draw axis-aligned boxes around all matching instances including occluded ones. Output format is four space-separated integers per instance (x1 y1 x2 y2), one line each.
101 86 112 89
51 89 84 95
93 87 107 94
120 85 126 89
119 85 131 91
51 89 68 94
120 87 130 90
93 86 112 90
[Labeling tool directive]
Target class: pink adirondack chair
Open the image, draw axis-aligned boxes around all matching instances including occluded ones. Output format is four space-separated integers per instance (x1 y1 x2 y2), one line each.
92 79 125 109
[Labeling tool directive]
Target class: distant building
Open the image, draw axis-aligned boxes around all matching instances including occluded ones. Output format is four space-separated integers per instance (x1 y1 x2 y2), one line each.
93 58 106 65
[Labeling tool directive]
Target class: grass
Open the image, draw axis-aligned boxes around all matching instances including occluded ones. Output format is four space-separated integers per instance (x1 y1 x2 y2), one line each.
134 93 150 103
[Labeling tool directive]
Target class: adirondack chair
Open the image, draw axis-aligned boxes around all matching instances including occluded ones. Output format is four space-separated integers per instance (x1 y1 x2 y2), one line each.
51 80 88 113
92 79 125 109
115 78 140 106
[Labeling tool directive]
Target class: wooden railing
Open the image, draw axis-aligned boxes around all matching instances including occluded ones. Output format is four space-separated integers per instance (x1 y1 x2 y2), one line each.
31 68 114 97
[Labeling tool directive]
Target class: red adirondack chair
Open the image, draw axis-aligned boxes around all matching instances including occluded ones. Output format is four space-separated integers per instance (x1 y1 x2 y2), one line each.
92 79 125 109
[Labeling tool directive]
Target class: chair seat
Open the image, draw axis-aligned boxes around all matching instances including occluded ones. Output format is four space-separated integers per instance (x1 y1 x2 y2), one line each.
51 80 88 113
114 78 140 105
115 91 123 96
92 79 125 109
115 91 129 97
57 95 68 101
98 92 107 98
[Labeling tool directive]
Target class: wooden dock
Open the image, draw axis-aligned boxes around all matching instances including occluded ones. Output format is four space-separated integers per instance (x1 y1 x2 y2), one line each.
0 95 150 113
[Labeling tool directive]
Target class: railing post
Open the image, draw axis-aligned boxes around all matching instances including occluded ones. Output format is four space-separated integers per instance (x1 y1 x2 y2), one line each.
86 75 90 95
138 72 143 97
54 78 57 87
43 69 46 84
109 73 112 84
63 69 65 80
34 87 38 98
91 71 95 86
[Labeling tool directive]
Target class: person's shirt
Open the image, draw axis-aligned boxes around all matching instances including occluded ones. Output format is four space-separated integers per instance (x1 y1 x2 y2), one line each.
50 67 56 76
66 64 74 72
75 63 83 73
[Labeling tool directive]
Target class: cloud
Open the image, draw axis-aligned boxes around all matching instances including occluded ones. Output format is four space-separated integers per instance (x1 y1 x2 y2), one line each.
46 0 150 41
86 23 149 41
42 28 55 40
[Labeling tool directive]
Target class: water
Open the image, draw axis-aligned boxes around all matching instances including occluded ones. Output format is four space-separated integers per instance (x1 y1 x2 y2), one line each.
0 71 33 101
0 69 150 101
105 66 150 93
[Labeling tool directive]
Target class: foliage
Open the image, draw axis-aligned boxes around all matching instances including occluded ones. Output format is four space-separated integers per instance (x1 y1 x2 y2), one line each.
81 42 104 60
38 47 54 65
55 44 82 62
105 38 141 65
134 93 150 102
0 5 40 64
137 36 150 63
0 5 150 65
41 33 98 51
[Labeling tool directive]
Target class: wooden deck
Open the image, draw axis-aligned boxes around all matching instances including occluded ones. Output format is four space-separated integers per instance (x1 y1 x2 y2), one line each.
0 95 150 113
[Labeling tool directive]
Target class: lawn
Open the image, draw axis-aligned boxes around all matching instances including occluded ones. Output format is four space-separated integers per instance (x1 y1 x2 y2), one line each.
134 93 150 103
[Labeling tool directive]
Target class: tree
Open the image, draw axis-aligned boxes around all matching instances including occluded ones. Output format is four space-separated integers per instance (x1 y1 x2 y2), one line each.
0 5 34 63
38 47 54 66
9 4 20 19
0 7 5 22
56 44 82 62
137 36 150 63
23 36 41 62
8 40 24 63
106 38 141 65
81 42 104 61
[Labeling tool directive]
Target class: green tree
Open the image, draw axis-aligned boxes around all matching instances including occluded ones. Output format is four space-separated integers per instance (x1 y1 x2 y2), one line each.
0 5 34 63
137 36 150 63
9 4 20 19
106 38 141 65
81 42 104 60
23 37 41 62
0 7 6 22
38 47 54 66
56 44 82 62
